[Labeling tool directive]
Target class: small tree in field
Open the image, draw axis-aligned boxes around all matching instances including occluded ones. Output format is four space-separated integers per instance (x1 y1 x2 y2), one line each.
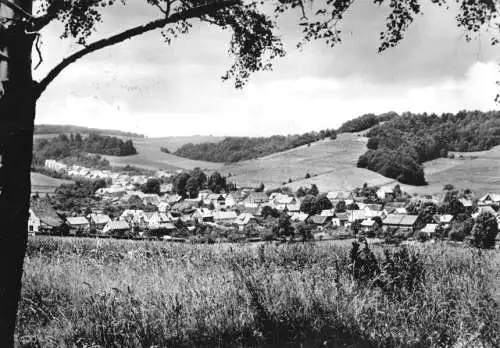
0 0 498 345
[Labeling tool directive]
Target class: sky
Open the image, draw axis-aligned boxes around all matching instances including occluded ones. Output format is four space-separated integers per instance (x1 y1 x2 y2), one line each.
34 1 499 137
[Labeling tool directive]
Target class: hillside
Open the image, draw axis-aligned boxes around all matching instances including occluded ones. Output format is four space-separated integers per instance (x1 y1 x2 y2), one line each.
173 130 337 163
103 137 224 171
380 145 500 196
220 133 395 190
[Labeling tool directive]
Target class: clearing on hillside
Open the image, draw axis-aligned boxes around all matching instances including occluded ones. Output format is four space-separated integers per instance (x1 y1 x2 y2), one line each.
380 145 500 196
220 133 396 190
103 137 224 171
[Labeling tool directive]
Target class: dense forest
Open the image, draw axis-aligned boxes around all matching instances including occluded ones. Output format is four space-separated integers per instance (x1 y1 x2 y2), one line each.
173 129 337 163
337 112 398 133
35 124 144 138
33 133 137 165
357 110 500 185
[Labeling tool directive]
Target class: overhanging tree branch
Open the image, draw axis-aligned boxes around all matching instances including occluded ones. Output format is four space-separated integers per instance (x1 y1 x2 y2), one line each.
36 0 239 98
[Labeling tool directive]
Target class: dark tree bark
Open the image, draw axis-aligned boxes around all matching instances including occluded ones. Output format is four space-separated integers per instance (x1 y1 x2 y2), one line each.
0 1 35 345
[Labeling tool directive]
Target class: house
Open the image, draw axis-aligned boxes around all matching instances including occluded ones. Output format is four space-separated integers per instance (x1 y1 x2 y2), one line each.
193 208 214 222
225 191 247 207
308 215 331 226
204 194 227 209
320 209 336 217
160 183 173 194
28 209 40 235
420 223 438 237
30 199 64 234
290 212 309 222
171 200 197 214
478 193 500 206
286 203 301 213
213 211 238 223
120 209 147 224
377 187 394 201
102 220 131 236
348 210 367 223
163 194 183 205
142 194 161 206
148 222 177 236
434 214 454 226
235 213 256 228
327 191 353 203
363 204 385 219
360 219 379 234
244 192 269 207
335 212 349 226
271 194 297 211
383 214 419 231
89 214 112 231
459 198 473 209
66 216 90 235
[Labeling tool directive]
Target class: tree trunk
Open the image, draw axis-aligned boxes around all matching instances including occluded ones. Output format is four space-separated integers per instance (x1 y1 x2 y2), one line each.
0 1 35 345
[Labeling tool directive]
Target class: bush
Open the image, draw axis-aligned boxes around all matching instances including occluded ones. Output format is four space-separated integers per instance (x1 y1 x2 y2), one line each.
471 212 498 249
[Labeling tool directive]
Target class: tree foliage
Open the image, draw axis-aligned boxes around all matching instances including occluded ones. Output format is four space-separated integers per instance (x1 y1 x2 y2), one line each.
33 133 137 165
359 110 500 185
471 212 498 249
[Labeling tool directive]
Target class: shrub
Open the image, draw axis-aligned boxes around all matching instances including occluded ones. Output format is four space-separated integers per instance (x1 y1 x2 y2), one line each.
471 212 498 249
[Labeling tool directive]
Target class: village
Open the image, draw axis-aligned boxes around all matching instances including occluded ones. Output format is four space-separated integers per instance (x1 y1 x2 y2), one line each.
27 159 500 247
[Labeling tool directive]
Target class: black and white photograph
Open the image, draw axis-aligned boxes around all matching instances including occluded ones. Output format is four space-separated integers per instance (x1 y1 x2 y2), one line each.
0 0 499 347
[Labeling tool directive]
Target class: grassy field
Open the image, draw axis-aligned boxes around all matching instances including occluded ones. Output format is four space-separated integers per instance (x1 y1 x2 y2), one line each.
220 133 395 190
378 145 500 196
17 237 500 347
102 137 224 172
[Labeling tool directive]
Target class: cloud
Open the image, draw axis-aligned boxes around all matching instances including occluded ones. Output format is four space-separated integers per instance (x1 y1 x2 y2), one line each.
34 2 500 137
37 61 499 137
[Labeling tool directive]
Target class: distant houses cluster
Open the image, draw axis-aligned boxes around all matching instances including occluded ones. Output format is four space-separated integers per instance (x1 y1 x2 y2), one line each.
28 169 500 247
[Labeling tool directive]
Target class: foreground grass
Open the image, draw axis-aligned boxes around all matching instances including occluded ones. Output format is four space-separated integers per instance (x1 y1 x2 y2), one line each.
18 237 500 347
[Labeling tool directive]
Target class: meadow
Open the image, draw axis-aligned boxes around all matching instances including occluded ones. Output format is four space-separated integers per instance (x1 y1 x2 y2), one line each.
17 237 500 347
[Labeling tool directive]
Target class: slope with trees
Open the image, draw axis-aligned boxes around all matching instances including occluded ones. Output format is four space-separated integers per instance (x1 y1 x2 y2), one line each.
357 111 500 185
337 112 397 133
0 0 498 346
173 129 337 163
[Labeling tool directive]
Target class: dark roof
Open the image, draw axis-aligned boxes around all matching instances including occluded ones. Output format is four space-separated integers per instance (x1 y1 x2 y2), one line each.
383 214 418 227
31 199 64 227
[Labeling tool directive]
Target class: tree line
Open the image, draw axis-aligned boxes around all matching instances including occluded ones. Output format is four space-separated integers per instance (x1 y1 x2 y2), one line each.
35 125 144 138
33 133 138 165
337 112 398 133
172 129 337 163
357 110 500 185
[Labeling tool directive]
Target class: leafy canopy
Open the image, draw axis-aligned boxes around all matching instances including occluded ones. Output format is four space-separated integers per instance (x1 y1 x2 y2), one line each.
11 0 496 96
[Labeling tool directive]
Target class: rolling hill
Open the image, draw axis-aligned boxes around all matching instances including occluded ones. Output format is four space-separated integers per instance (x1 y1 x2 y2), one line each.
102 136 225 171
31 124 500 196
219 133 396 191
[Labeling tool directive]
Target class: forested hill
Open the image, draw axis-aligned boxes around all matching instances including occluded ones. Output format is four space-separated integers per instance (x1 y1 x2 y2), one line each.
357 110 500 185
172 129 337 163
35 124 144 138
33 133 138 166
337 111 398 133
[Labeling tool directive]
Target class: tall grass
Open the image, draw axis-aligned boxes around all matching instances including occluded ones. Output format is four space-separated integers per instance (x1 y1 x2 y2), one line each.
18 237 500 347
